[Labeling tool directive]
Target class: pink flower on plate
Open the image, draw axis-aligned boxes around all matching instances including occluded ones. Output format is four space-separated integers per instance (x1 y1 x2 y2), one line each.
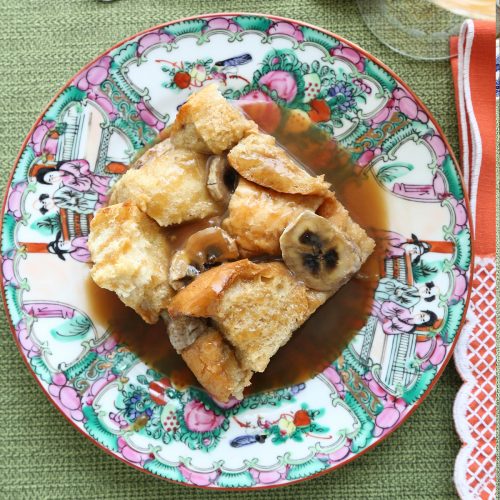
117 437 148 464
428 336 447 366
450 197 468 233
416 337 436 360
451 268 468 303
136 101 165 131
74 56 112 91
239 90 273 103
353 78 372 95
211 396 241 410
393 88 429 123
316 440 351 464
268 21 304 42
394 397 408 412
51 372 67 386
332 46 364 72
322 366 345 398
357 147 382 167
87 91 118 120
376 405 400 429
31 120 57 156
371 88 429 125
7 182 26 220
432 173 448 199
179 465 220 486
424 134 447 166
259 70 298 102
327 444 351 463
371 97 394 125
137 30 175 56
250 466 288 485
48 372 84 421
95 336 118 355
2 257 16 286
367 376 387 398
204 17 240 33
183 400 224 433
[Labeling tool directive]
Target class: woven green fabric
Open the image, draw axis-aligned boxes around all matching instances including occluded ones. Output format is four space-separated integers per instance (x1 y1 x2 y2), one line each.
0 1 463 498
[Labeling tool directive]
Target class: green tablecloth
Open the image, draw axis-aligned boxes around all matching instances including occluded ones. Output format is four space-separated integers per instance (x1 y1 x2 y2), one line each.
0 1 463 498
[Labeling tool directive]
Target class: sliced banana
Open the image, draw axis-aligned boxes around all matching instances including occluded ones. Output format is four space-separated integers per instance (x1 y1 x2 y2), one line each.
160 311 207 353
206 155 238 204
279 210 361 292
185 227 239 268
168 227 239 290
169 250 200 290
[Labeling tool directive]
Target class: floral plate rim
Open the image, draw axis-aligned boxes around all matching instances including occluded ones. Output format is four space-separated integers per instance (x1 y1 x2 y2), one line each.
0 12 475 490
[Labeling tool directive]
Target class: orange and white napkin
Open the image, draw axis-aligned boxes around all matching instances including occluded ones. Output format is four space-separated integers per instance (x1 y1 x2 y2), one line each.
450 19 496 500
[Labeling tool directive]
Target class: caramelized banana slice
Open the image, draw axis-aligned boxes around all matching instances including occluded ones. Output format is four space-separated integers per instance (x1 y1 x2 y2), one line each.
168 251 200 291
185 227 239 268
280 210 361 292
168 227 239 290
206 156 238 204
161 311 208 353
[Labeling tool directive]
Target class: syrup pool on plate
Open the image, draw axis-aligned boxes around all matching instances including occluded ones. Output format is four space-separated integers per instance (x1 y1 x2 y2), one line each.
86 101 388 395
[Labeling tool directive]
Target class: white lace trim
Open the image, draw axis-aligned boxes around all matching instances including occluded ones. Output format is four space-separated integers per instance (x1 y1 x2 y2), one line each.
453 256 496 499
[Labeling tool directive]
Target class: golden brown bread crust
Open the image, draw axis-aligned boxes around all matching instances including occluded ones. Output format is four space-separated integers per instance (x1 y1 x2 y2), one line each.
132 137 175 170
109 146 221 227
170 84 257 154
317 192 375 261
222 178 323 256
168 259 271 318
181 329 252 402
227 132 331 196
88 202 173 323
305 288 332 315
88 86 376 400
214 263 310 371
169 260 311 372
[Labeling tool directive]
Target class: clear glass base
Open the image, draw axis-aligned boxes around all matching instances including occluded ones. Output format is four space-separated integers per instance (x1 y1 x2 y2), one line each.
356 0 464 61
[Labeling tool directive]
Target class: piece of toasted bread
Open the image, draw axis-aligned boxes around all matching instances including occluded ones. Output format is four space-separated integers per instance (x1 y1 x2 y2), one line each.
228 132 331 196
181 328 252 401
222 178 323 256
109 144 221 227
317 192 375 262
132 136 174 170
88 201 173 323
169 260 311 372
168 259 266 318
88 86 376 403
170 84 257 154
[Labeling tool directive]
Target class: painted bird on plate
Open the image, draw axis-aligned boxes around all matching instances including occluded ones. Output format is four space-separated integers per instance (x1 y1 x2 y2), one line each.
211 54 253 84
213 53 252 68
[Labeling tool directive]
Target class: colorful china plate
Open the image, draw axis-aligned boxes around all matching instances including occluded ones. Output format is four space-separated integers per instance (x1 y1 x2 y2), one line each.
1 14 473 489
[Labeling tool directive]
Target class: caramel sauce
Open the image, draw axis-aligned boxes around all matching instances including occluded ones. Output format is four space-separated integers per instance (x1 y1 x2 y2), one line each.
166 216 222 252
85 276 197 389
86 102 387 395
243 103 386 392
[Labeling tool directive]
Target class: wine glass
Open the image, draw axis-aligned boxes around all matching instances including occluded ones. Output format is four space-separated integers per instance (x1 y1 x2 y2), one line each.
356 0 495 61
